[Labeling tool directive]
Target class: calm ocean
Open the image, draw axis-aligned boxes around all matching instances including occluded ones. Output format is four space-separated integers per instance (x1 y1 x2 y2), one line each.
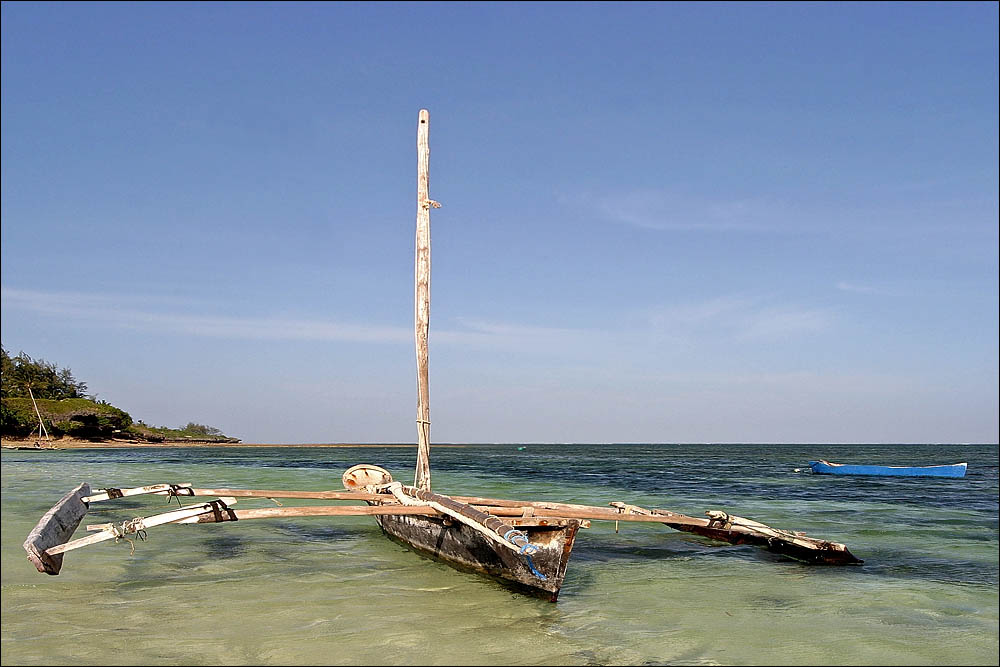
2 443 997 666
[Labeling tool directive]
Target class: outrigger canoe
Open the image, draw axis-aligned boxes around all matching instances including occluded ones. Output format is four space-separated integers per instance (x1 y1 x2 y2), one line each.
22 110 865 602
808 460 967 478
23 477 864 602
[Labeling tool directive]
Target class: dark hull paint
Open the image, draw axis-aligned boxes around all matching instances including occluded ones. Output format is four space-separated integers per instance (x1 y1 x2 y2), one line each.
374 511 581 601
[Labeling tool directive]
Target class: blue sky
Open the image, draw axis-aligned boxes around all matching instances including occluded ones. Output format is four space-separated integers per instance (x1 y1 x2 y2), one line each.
2 1 997 444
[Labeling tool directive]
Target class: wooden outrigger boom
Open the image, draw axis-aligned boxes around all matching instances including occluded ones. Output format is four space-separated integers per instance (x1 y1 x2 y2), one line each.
22 109 862 599
24 478 861 580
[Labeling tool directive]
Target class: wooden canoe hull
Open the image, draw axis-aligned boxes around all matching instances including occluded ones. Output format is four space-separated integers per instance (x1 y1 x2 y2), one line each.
374 511 581 601
23 482 91 574
808 460 967 478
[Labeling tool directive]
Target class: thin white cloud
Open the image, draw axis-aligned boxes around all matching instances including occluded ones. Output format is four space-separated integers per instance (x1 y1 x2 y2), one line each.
646 295 833 341
562 189 800 232
1 287 411 343
741 306 831 339
453 317 586 341
0 287 600 347
836 281 894 296
1 287 834 354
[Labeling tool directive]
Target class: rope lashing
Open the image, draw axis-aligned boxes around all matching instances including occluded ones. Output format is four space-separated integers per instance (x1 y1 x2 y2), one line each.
706 510 733 530
109 518 149 556
101 487 124 499
502 528 538 554
209 499 238 523
421 199 441 210
165 484 194 507
502 529 549 581
522 553 547 580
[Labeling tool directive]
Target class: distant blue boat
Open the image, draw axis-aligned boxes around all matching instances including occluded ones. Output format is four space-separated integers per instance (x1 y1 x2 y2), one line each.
808 459 967 478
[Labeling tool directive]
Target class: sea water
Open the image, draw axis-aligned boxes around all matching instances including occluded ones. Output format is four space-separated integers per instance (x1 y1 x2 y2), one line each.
1 443 997 666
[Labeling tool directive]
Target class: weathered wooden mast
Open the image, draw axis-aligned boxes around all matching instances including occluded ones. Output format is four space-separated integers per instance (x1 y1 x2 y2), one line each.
413 109 435 490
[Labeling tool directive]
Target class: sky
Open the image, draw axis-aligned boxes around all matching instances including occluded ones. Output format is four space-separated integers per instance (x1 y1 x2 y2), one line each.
2 1 997 444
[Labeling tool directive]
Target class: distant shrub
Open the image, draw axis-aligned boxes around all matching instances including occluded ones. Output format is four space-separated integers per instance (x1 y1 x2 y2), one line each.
181 422 223 436
1 397 132 440
128 421 237 442
0 399 37 437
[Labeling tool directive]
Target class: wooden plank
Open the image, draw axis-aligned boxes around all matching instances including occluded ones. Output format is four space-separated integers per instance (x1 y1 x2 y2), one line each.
178 504 439 522
23 483 91 574
185 488 381 501
84 484 384 502
78 483 708 528
145 487 716 527
172 503 585 528
451 494 709 527
83 483 193 503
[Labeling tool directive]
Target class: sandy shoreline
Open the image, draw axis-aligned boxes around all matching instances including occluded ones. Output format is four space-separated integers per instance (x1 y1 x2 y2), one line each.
1 437 449 450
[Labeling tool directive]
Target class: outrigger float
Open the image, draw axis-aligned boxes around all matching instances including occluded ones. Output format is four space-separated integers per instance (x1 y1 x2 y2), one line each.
23 110 862 601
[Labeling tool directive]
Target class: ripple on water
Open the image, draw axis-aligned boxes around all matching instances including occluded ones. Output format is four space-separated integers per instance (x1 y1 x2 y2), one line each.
2 443 996 666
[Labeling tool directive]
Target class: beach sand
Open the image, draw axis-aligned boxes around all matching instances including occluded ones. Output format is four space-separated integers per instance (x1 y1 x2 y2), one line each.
1 437 429 450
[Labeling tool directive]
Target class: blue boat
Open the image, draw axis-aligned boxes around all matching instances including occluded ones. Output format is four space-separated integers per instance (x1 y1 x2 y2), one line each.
807 459 967 478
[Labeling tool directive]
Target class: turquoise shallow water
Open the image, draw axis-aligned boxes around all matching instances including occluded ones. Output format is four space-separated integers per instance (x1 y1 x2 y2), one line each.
2 443 997 666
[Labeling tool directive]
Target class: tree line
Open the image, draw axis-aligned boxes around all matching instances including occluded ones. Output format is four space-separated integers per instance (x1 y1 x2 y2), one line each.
1 346 89 400
1 345 234 441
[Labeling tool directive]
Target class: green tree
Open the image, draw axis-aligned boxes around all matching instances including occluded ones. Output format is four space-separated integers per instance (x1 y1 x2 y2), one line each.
0 345 88 399
182 422 223 436
0 347 13 399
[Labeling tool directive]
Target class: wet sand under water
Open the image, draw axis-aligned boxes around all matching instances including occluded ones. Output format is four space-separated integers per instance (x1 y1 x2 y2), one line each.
2 442 996 665
1 437 466 449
